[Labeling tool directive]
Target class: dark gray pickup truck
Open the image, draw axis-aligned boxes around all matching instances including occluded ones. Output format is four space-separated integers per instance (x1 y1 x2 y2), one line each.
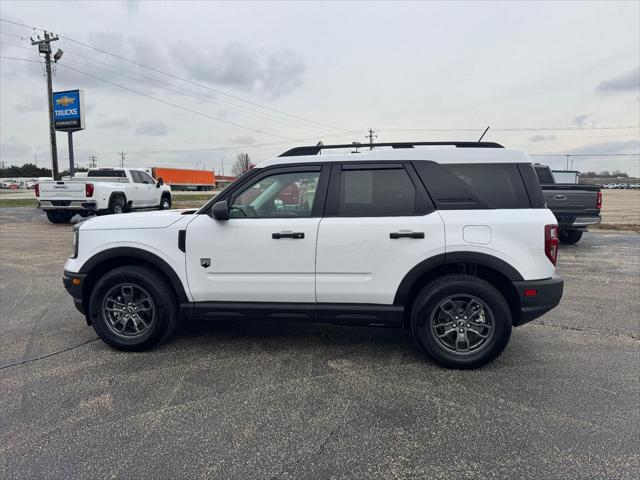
534 165 602 244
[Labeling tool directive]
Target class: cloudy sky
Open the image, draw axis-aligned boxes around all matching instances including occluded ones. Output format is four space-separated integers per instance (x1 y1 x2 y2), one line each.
1 0 639 175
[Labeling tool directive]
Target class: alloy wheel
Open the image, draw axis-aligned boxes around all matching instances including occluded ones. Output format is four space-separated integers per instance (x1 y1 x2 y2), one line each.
101 283 155 338
430 294 495 355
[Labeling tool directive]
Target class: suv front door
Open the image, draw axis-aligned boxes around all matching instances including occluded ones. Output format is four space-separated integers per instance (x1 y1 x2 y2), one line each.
185 165 328 303
316 162 445 305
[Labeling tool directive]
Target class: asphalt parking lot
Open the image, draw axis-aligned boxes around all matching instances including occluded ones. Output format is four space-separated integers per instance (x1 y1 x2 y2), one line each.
1 208 638 479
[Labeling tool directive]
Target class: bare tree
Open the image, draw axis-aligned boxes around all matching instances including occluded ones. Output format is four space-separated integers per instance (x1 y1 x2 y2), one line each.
231 153 251 176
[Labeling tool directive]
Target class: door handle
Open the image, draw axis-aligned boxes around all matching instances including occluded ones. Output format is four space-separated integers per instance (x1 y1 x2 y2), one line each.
390 231 424 239
272 232 305 239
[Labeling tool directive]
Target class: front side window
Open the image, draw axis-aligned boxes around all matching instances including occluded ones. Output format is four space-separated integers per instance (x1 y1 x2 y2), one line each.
140 172 156 184
229 170 320 218
338 167 417 216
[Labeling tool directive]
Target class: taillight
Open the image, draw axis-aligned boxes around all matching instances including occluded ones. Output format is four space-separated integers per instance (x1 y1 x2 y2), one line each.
85 183 94 197
545 224 559 266
596 190 602 210
34 184 40 197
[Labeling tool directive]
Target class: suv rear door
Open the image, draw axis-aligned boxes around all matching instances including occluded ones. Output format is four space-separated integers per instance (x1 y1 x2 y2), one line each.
315 162 445 306
185 164 329 303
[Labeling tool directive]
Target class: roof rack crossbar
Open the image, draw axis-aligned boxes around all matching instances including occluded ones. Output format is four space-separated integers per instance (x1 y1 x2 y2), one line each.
279 141 504 157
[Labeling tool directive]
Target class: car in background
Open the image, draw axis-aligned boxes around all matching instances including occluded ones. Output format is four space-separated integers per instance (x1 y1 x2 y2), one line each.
36 168 172 223
534 164 601 245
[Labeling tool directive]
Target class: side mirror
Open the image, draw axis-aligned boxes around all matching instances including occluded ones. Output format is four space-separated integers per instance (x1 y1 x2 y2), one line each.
156 177 164 187
211 200 230 221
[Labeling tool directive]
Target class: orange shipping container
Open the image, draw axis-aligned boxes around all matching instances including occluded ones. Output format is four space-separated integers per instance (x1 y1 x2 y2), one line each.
151 167 215 190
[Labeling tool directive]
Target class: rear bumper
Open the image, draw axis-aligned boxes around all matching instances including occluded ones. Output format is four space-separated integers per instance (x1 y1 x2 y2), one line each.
512 273 564 326
554 212 601 230
63 270 87 315
38 200 97 211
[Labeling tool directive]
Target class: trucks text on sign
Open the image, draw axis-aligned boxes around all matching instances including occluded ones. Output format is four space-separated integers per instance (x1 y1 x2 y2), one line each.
53 89 85 131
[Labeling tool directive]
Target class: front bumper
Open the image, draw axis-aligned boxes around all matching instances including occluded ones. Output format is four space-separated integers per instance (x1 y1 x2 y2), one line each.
512 273 564 326
63 270 87 315
38 200 97 211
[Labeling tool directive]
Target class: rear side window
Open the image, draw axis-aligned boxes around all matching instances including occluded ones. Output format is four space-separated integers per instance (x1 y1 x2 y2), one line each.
87 170 126 178
414 162 531 209
338 167 418 216
534 165 555 184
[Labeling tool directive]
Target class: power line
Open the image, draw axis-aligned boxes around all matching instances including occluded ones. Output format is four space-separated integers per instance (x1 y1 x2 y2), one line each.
530 153 639 157
0 31 29 39
0 55 41 63
378 126 640 132
58 55 338 135
0 40 34 51
0 17 357 135
54 62 299 141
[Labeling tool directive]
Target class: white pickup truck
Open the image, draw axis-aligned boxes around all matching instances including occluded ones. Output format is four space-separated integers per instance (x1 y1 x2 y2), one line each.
36 168 172 223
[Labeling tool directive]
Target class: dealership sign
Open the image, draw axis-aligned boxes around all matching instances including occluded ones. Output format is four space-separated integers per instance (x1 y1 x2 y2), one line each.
53 89 85 131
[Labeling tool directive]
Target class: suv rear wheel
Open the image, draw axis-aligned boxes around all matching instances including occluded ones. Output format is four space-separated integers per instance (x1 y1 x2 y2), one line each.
88 265 178 351
411 274 512 369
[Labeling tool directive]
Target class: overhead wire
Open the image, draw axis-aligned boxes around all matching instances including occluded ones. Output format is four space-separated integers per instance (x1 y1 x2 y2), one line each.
0 17 358 135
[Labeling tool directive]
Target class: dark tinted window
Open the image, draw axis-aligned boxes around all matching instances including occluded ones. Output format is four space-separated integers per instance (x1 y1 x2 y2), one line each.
87 170 126 178
139 172 156 184
414 162 530 209
338 167 418 216
534 165 555 184
130 170 143 183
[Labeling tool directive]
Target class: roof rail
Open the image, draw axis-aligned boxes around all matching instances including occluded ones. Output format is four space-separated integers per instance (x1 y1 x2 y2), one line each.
279 141 504 157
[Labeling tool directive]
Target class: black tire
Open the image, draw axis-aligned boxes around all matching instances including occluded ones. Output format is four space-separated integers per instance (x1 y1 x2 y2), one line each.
88 265 178 351
160 194 172 210
46 210 73 224
108 195 125 215
558 229 583 245
410 274 512 369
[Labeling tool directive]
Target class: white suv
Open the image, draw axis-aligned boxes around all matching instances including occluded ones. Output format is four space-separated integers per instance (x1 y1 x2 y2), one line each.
63 142 563 369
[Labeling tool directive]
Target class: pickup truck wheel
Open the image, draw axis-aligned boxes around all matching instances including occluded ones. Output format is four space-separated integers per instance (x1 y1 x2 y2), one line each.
45 210 73 224
88 265 178 351
558 229 583 244
160 195 171 210
109 196 125 215
411 274 512 369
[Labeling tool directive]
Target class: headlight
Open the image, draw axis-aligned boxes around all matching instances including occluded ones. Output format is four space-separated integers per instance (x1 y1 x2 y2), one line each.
72 226 79 258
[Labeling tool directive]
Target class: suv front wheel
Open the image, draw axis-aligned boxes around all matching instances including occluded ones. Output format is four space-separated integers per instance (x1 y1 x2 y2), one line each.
88 265 178 351
411 274 512 369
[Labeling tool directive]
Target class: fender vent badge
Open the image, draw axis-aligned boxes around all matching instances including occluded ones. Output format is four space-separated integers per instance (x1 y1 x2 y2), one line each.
200 258 211 268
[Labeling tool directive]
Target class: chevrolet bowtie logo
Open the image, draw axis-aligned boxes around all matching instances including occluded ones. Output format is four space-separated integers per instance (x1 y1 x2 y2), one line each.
56 96 75 107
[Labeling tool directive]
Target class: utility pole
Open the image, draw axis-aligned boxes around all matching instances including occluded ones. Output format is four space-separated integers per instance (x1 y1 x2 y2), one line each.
118 152 126 168
366 128 377 150
88 155 97 168
31 31 60 180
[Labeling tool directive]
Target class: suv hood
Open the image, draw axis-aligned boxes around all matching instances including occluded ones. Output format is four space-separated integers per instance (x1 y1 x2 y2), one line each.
78 209 193 231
